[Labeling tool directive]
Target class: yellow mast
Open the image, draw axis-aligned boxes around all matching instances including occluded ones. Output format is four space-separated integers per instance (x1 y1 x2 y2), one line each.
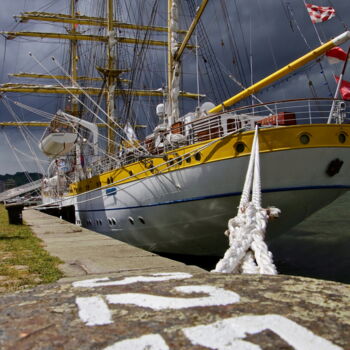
70 0 79 116
17 12 187 34
167 0 174 119
209 31 350 114
106 0 116 155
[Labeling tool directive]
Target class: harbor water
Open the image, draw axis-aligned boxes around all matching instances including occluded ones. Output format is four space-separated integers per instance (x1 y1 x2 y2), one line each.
162 191 350 284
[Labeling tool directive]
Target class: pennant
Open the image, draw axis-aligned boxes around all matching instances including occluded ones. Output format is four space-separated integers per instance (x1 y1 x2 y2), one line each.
335 76 350 100
305 3 335 23
326 47 348 64
124 122 138 142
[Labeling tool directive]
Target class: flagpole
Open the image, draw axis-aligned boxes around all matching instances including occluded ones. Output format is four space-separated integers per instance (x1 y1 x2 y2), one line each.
327 46 350 123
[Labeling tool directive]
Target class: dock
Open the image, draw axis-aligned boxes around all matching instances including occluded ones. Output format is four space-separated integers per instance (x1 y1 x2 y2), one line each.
0 209 349 349
22 209 204 281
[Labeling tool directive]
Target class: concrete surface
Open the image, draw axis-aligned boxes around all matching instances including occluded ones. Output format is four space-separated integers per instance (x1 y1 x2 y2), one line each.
0 273 349 349
22 209 204 281
0 209 347 349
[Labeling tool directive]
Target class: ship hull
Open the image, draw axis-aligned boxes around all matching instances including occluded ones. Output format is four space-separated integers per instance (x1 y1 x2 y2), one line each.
73 145 350 256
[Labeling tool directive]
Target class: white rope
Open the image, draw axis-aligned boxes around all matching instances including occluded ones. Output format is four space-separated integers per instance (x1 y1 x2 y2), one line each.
213 126 280 275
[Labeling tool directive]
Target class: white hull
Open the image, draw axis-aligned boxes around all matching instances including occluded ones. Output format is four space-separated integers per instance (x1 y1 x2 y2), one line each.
73 146 350 256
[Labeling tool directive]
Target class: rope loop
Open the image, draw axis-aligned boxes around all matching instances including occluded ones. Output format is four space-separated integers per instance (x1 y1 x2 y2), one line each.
213 126 280 275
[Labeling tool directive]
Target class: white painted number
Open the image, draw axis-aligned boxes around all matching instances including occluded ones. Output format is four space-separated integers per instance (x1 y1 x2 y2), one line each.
73 272 192 288
183 314 343 350
106 285 240 310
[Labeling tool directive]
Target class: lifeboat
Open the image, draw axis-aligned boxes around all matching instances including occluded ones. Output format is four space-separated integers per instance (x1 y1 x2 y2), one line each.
39 132 77 157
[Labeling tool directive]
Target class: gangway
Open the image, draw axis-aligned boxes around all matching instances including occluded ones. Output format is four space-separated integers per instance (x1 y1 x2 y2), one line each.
0 180 42 202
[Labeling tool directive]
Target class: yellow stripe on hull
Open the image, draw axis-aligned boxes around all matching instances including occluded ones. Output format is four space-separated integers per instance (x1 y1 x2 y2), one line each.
69 124 350 195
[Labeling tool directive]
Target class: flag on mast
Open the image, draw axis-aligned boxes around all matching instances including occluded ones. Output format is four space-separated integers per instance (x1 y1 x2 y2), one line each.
326 47 349 64
305 3 335 23
335 76 350 101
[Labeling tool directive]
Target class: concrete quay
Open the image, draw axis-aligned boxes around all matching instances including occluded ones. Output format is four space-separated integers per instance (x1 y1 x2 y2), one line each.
0 209 348 350
22 209 204 281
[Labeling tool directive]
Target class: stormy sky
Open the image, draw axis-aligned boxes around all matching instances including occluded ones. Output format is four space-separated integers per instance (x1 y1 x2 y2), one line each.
0 0 349 175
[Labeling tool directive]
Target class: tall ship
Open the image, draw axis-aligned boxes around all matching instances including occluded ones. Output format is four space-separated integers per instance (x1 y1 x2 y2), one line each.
1 0 350 256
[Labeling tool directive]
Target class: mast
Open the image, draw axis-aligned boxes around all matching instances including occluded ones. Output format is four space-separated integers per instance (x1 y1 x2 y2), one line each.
167 0 180 127
106 0 116 155
69 0 79 116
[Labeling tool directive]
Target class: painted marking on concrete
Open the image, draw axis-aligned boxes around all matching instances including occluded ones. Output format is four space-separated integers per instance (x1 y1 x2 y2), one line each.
76 296 112 326
183 314 343 350
103 334 169 350
106 285 240 310
73 272 192 288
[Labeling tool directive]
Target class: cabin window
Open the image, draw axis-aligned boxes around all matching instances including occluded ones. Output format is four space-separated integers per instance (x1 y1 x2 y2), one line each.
128 170 133 176
112 218 117 225
339 133 347 144
300 134 310 145
186 156 192 164
195 152 202 161
128 217 135 225
235 142 245 153
138 216 146 224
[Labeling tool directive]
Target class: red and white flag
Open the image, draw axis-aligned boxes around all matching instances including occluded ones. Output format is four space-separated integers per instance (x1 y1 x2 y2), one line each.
335 76 350 100
305 3 335 23
326 47 349 64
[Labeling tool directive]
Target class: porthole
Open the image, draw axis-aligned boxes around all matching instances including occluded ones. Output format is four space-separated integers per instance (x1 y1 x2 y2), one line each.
128 170 133 176
169 159 174 167
194 152 202 161
177 157 182 165
300 134 310 145
339 133 347 144
186 156 191 163
128 217 135 225
107 178 110 184
138 216 146 224
235 142 245 153
112 218 117 225
163 155 168 161
108 218 112 225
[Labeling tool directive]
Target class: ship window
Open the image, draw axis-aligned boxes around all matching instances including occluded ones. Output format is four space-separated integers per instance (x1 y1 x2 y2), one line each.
169 159 174 167
339 133 347 144
163 155 168 161
300 134 310 145
195 152 202 161
235 142 245 153
107 178 110 184
186 156 192 163
108 218 112 225
177 157 182 165
128 170 133 176
138 216 146 224
112 218 117 225
128 217 135 225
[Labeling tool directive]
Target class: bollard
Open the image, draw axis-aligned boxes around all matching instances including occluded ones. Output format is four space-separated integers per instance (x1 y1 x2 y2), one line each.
5 203 24 225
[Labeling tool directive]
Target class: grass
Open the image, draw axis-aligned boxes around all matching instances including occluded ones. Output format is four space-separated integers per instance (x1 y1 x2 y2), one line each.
0 205 63 293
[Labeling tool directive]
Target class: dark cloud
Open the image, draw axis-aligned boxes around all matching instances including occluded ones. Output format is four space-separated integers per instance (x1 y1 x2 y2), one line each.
0 0 349 174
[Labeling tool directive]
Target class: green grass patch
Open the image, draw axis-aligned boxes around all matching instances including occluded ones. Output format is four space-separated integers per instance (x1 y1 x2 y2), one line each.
0 205 63 293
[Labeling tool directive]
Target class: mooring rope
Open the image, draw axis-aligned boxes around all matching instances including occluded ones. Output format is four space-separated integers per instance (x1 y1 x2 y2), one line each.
213 126 280 274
